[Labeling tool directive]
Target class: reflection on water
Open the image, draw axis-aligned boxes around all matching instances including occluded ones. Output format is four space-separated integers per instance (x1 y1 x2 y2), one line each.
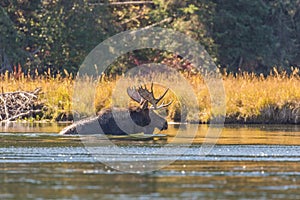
0 123 300 199
167 123 300 145
0 122 70 133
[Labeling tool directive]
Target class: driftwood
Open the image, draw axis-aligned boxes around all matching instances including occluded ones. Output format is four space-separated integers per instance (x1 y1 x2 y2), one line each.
0 88 44 122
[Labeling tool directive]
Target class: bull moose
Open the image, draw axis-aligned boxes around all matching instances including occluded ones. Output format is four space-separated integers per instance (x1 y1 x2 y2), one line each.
59 83 172 135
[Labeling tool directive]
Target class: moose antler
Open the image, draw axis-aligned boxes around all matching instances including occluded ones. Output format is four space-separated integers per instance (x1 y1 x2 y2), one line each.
127 86 148 109
127 83 172 110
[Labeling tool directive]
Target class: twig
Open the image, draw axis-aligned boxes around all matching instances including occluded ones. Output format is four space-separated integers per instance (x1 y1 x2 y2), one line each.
89 1 154 6
0 96 9 120
2 109 42 122
139 17 173 30
0 91 38 98
121 14 143 25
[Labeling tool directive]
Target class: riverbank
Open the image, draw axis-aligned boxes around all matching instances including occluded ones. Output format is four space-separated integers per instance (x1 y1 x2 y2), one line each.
1 69 299 124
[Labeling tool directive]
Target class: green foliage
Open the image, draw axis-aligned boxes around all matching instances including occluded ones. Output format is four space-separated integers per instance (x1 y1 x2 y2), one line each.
2 0 116 74
267 0 300 69
0 0 300 74
213 0 276 72
0 5 26 70
107 0 217 74
151 0 217 57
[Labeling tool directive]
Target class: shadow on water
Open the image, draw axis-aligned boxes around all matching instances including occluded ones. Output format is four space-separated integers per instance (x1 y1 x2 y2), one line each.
1 122 300 199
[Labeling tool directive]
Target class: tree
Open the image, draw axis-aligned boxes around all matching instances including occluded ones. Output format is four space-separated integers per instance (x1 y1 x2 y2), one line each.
213 0 276 73
27 0 116 74
293 3 300 67
1 0 299 75
2 0 116 75
0 5 26 72
152 0 217 56
267 0 300 69
107 0 217 74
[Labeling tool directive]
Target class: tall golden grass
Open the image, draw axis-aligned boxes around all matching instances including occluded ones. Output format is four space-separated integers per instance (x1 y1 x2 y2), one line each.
0 70 73 121
223 68 300 123
1 68 299 123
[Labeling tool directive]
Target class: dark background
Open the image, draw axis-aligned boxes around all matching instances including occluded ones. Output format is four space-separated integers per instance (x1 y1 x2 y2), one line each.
1 0 300 75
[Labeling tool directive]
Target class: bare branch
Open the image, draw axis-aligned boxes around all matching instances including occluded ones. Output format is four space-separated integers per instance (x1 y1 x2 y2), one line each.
89 1 154 6
2 109 42 122
139 17 173 30
0 96 9 119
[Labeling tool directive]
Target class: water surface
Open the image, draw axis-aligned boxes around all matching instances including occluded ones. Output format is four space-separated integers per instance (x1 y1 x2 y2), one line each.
1 123 300 199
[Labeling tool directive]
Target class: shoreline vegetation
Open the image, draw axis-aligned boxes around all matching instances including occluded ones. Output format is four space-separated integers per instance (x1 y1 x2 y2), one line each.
1 68 299 124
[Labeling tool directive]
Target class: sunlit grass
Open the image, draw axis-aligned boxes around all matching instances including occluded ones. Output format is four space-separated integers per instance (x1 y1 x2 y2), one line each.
223 69 300 123
0 68 299 123
0 70 73 121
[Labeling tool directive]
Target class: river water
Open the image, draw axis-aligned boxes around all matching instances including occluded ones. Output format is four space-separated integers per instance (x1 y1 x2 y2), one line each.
0 123 300 199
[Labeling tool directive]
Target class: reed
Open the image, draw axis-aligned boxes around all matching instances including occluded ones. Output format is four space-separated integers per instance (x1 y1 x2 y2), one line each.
223 68 300 124
0 68 299 124
0 70 73 121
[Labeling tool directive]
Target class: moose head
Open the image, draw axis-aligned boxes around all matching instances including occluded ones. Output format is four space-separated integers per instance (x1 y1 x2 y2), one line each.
126 83 172 134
